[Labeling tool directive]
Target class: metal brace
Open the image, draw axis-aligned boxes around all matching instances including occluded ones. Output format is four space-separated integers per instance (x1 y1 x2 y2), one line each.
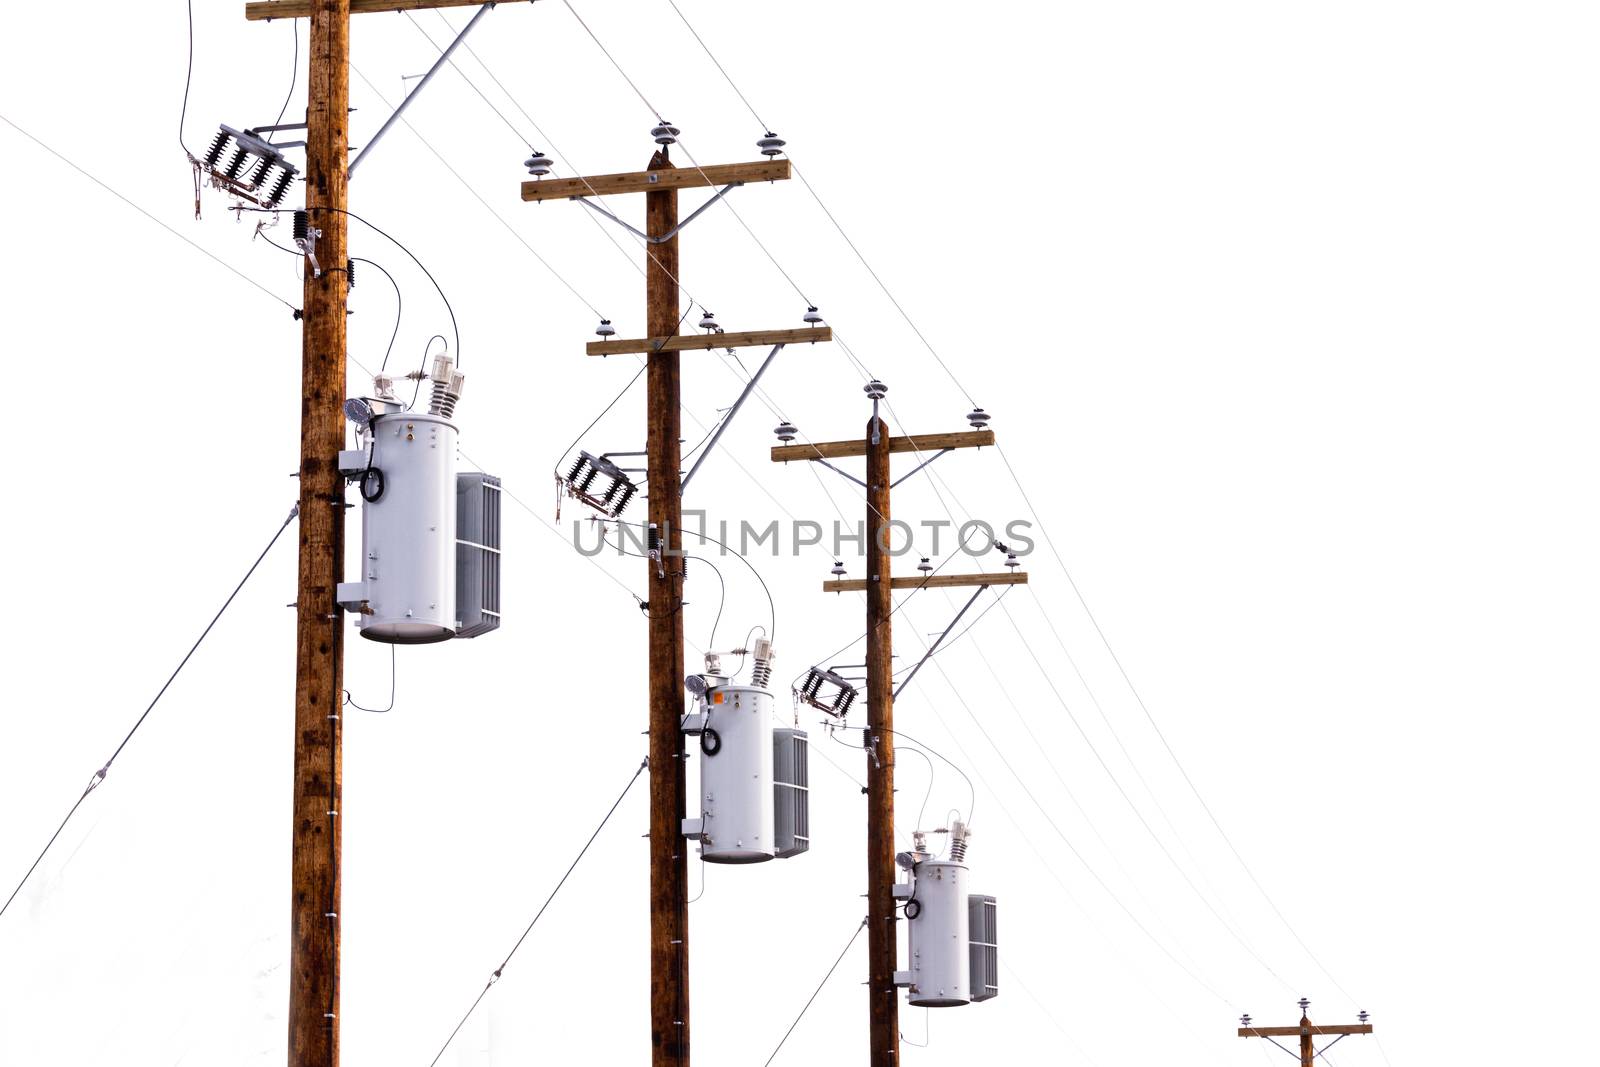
576 183 742 244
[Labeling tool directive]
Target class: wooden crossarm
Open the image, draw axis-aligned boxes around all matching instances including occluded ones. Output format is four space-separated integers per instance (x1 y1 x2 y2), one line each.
523 160 790 201
823 572 1028 594
773 430 994 463
1238 1025 1373 1038
246 0 530 19
587 326 831 357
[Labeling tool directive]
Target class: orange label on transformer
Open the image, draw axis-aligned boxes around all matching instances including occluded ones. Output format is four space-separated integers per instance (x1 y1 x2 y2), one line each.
711 691 725 703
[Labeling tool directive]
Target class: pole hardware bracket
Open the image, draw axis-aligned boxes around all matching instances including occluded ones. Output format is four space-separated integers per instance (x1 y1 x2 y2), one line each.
576 183 742 244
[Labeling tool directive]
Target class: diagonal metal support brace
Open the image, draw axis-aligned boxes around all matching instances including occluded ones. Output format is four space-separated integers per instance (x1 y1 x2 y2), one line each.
889 448 954 489
349 2 495 176
576 184 741 244
892 585 987 700
815 457 867 489
1313 1035 1349 1060
680 345 784 494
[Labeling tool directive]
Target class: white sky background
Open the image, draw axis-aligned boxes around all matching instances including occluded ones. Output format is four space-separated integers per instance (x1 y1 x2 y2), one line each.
1 1 1596 1064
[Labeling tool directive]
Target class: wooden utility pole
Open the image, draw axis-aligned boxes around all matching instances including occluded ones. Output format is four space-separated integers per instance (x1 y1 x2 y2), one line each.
241 3 532 1064
288 2 349 1063
771 410 1025 1067
863 413 897 1065
1238 1001 1373 1066
644 147 691 1067
524 150 829 1065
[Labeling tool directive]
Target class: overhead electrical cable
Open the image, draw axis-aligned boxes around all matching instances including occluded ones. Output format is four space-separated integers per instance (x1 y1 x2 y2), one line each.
992 442 1363 1006
875 403 1294 990
348 63 608 320
0 113 297 313
658 0 972 403
0 503 299 921
647 8 1354 1005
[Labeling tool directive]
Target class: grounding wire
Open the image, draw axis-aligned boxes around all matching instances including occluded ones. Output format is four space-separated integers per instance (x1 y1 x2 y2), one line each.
760 916 866 1067
0 503 298 921
426 756 648 1067
1 113 297 313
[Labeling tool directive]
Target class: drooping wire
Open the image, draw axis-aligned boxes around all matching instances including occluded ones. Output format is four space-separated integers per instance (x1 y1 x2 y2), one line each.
1 112 297 313
553 362 647 480
409 335 449 409
425 757 648 1067
608 517 775 643
835 723 975 828
179 0 197 157
687 554 725 649
315 207 461 367
0 503 298 921
350 257 403 372
760 916 867 1067
344 644 396 714
272 19 300 130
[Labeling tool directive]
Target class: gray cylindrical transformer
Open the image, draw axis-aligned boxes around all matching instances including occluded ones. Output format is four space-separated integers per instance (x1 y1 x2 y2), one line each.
358 410 458 643
907 859 971 1007
698 684 776 863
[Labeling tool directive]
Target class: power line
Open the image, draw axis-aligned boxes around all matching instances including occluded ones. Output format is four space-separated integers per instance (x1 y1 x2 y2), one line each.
0 112 298 313
877 403 1295 993
347 63 608 320
992 441 1362 1008
0 503 298 921
761 916 865 1067
657 0 973 405
426 756 648 1067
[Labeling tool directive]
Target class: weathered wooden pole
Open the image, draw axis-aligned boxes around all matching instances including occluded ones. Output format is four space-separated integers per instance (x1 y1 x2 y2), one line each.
645 147 691 1067
864 410 899 1067
289 0 349 1063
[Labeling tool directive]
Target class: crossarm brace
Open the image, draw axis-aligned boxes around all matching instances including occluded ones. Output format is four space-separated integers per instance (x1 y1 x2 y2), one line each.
893 585 986 700
680 345 784 494
348 2 493 176
815 457 867 489
890 448 953 489
576 183 740 244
